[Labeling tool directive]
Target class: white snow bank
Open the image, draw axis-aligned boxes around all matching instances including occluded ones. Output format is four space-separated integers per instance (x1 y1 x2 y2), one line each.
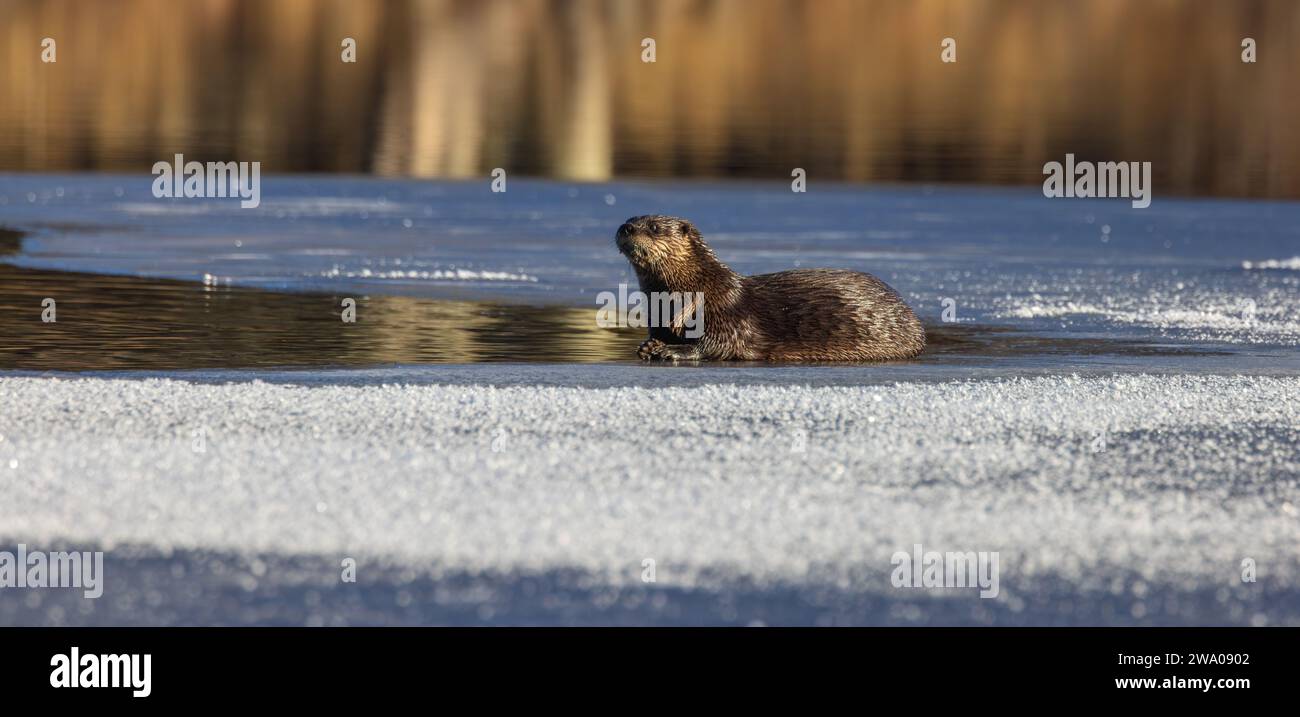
998 292 1300 345
1 372 1297 625
317 265 539 283
1242 256 1300 270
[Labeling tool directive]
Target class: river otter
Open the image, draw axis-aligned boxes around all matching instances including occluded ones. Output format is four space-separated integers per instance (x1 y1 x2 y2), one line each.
615 215 925 362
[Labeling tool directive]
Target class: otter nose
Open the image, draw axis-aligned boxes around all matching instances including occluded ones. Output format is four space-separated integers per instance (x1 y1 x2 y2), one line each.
616 222 635 238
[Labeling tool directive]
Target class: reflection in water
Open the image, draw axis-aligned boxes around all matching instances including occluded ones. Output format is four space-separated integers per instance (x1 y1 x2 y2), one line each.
0 262 641 370
1 0 1297 197
0 258 1219 372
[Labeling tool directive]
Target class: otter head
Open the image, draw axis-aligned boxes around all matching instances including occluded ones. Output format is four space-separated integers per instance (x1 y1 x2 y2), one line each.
616 215 731 291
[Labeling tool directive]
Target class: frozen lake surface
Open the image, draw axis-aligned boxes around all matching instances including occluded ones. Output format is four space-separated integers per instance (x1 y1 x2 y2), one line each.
3 173 1298 349
0 174 1297 625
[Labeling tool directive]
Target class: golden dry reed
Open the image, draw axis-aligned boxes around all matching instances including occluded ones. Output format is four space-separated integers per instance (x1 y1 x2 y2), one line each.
2 0 1297 197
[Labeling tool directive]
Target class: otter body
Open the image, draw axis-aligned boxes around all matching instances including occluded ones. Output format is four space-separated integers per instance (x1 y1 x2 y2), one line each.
616 215 925 362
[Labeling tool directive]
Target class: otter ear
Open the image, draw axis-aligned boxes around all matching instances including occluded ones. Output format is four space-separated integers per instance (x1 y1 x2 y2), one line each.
679 219 697 237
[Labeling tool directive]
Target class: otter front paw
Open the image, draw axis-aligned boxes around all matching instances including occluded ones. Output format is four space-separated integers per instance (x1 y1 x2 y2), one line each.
637 338 669 361
637 338 699 362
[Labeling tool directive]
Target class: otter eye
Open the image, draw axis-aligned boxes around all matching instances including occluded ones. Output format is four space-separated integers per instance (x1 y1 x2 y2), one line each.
647 221 660 233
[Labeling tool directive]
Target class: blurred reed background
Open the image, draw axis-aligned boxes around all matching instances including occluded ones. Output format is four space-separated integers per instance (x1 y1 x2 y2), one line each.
1 0 1297 197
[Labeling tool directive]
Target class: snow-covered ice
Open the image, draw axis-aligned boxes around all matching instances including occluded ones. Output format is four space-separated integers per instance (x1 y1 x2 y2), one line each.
1 370 1297 625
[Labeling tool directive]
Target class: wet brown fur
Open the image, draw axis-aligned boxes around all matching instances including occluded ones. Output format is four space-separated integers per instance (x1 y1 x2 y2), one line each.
616 215 926 362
